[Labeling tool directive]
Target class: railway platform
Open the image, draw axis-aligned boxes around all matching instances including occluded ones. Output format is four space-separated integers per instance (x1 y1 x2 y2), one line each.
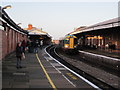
2 46 98 89
79 49 120 59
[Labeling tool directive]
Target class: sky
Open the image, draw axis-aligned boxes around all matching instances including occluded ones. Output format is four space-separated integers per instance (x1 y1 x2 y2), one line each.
1 0 118 39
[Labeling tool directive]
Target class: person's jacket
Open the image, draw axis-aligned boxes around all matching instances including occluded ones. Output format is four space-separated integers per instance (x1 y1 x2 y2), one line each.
16 46 23 57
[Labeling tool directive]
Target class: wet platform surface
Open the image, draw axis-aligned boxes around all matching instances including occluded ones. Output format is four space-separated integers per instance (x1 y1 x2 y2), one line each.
2 47 97 89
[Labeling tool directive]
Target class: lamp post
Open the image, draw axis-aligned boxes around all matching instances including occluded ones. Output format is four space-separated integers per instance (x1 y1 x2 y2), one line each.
2 5 12 10
17 23 22 26
17 23 23 29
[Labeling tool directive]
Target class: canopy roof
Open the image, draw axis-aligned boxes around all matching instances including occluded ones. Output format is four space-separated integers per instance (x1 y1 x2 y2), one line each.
70 17 120 35
27 27 51 38
28 27 47 35
2 9 28 34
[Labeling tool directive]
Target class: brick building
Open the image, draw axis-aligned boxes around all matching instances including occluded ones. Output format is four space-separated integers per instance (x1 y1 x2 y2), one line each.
0 10 28 60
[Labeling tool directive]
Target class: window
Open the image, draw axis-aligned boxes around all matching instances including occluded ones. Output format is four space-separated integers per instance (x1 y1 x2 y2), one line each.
64 39 69 44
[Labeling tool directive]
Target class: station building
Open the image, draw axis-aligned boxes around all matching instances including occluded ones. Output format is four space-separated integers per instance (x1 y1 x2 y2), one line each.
24 24 51 45
69 17 120 54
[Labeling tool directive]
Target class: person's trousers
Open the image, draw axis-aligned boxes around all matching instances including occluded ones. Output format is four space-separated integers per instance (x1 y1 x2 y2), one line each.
34 47 38 53
17 57 21 67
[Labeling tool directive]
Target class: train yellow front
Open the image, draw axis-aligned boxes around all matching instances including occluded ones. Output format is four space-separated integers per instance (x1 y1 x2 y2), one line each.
59 35 78 53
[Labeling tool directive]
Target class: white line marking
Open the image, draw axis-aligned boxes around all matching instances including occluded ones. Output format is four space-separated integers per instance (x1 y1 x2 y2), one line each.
13 73 26 75
62 74 76 87
50 63 61 74
47 57 53 60
44 45 101 89
50 60 76 87
44 56 49 61
57 68 66 70
79 50 120 61
51 63 62 66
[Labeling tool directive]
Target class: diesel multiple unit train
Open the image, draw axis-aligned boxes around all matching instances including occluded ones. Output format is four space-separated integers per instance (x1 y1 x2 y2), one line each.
59 35 78 53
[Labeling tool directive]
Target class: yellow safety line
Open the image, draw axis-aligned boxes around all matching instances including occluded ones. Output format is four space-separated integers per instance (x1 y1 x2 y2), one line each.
36 54 57 90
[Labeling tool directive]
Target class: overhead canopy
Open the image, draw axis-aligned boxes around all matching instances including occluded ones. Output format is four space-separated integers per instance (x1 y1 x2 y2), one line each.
28 27 51 38
29 28 47 35
70 17 120 35
1 9 28 34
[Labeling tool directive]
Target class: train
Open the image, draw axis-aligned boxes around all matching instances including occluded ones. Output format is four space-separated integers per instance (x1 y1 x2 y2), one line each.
59 35 78 54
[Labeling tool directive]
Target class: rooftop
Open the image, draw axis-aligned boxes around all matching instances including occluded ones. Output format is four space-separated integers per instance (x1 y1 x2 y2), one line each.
70 17 120 35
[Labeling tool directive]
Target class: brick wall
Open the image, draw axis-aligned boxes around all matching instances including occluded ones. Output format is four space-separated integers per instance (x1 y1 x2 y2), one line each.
1 24 27 60
0 30 2 60
2 30 7 59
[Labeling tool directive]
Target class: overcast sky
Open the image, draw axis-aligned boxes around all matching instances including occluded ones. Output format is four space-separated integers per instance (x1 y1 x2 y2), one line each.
2 0 118 39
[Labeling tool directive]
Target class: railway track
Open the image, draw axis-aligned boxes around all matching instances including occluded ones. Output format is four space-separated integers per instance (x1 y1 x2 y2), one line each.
46 44 118 90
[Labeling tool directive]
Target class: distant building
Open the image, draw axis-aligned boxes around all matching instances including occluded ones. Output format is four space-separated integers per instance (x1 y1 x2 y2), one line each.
52 40 59 44
24 24 48 35
24 24 51 45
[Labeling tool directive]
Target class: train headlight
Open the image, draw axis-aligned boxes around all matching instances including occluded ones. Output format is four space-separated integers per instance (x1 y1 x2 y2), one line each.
65 45 69 48
74 46 77 48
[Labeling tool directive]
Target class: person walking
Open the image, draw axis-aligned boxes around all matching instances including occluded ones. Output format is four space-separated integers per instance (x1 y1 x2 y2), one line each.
40 40 43 49
34 40 39 53
26 40 30 52
21 40 26 53
16 43 23 69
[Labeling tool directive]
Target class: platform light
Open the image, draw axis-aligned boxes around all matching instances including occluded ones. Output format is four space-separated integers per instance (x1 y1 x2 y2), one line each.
87 37 91 39
91 37 94 39
40 37 44 39
2 5 12 10
94 36 97 39
98 36 103 39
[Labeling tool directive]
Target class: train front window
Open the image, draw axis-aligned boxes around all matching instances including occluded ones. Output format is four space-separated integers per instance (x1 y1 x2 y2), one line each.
64 39 69 44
